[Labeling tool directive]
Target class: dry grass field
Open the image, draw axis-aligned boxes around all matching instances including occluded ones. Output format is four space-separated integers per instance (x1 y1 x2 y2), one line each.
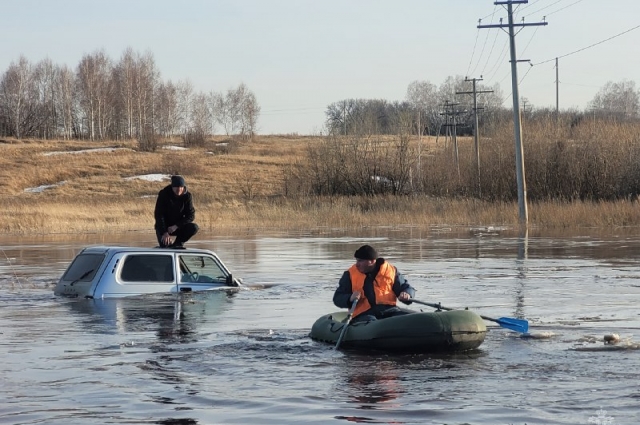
1 135 311 234
2 134 639 236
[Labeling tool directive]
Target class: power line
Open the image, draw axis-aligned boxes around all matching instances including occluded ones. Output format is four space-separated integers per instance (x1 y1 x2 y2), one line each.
485 41 509 81
519 63 535 84
479 4 503 21
518 0 545 12
520 25 542 56
484 2 635 110
470 4 501 77
523 0 566 16
466 28 481 77
480 26 502 76
545 0 585 17
533 24 640 65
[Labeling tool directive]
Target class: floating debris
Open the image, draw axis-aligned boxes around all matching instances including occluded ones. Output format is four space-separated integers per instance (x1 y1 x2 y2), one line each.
520 331 555 339
604 333 620 344
571 333 638 351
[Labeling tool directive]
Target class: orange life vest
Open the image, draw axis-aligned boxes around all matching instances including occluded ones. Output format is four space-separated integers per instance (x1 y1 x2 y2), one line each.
349 261 397 318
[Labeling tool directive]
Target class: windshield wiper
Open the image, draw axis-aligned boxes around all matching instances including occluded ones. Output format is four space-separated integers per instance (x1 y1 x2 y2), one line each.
70 269 94 286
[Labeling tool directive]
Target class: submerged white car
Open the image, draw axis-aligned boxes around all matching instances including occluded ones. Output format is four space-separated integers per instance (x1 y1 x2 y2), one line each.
54 246 241 299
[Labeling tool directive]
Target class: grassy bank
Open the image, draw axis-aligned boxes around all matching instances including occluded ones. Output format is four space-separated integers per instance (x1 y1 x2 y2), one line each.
3 135 639 235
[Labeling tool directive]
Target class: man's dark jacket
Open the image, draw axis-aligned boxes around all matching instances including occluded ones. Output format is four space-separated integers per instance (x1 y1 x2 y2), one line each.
154 185 195 234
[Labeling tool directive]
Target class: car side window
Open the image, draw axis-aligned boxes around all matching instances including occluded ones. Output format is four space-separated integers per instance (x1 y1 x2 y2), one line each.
121 254 174 282
179 254 227 283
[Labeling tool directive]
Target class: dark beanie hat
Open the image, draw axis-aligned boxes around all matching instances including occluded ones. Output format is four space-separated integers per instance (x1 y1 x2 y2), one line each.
354 244 378 260
171 175 186 187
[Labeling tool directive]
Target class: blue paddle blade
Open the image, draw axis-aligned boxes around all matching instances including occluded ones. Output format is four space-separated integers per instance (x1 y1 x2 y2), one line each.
496 317 529 333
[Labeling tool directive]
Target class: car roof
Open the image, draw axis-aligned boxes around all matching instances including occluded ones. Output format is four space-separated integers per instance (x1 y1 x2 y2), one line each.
78 245 217 255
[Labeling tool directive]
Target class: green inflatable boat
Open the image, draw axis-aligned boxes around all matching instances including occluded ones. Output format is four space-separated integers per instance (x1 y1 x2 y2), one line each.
310 309 487 353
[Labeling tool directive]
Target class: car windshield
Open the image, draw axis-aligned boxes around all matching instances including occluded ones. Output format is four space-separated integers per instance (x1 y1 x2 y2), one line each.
62 253 104 282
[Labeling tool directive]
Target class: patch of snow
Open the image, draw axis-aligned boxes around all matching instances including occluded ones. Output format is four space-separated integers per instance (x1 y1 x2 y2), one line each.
43 147 130 156
24 181 66 193
162 145 187 151
124 174 169 182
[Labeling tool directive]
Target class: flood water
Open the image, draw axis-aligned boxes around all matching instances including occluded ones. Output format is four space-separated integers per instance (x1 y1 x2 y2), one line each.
1 227 639 425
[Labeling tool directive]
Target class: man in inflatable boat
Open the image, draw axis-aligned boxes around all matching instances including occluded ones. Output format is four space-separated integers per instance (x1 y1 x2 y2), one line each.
333 245 416 323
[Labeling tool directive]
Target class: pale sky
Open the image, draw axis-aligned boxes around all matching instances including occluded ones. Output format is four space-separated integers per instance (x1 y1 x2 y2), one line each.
2 0 638 134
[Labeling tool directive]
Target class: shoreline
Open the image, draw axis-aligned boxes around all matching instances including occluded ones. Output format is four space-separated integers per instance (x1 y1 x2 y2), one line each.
7 197 640 237
5 136 640 237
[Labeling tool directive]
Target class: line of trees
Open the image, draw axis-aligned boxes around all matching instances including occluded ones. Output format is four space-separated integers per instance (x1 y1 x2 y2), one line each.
290 114 640 202
0 48 260 141
325 76 504 137
325 76 640 138
302 76 640 201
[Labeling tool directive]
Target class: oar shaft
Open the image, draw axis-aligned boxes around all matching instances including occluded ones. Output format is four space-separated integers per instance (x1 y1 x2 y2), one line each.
412 299 500 323
411 299 529 333
334 299 358 350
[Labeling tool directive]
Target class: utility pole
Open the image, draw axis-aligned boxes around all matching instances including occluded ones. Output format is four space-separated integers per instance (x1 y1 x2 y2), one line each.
478 0 547 226
440 101 462 178
343 100 347 136
417 110 422 192
555 57 559 124
457 77 493 196
521 98 529 116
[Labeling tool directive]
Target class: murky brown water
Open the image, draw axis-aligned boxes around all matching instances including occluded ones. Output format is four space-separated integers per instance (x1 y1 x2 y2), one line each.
1 227 639 424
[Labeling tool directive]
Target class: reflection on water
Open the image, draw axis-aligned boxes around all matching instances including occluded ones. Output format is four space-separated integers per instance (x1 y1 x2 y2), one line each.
344 358 404 409
1 228 640 424
65 292 233 344
4 227 640 289
513 227 528 319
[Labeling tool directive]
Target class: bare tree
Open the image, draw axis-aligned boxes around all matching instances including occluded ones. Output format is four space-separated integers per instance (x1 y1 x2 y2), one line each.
212 83 260 139
115 47 137 138
33 58 59 139
222 86 242 136
190 92 213 135
406 80 438 135
135 51 159 137
0 56 39 138
174 80 193 135
155 80 179 137
480 82 503 109
240 86 260 139
0 49 259 141
113 48 159 139
54 65 76 139
75 50 114 140
210 91 227 134
386 107 417 194
588 80 639 119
